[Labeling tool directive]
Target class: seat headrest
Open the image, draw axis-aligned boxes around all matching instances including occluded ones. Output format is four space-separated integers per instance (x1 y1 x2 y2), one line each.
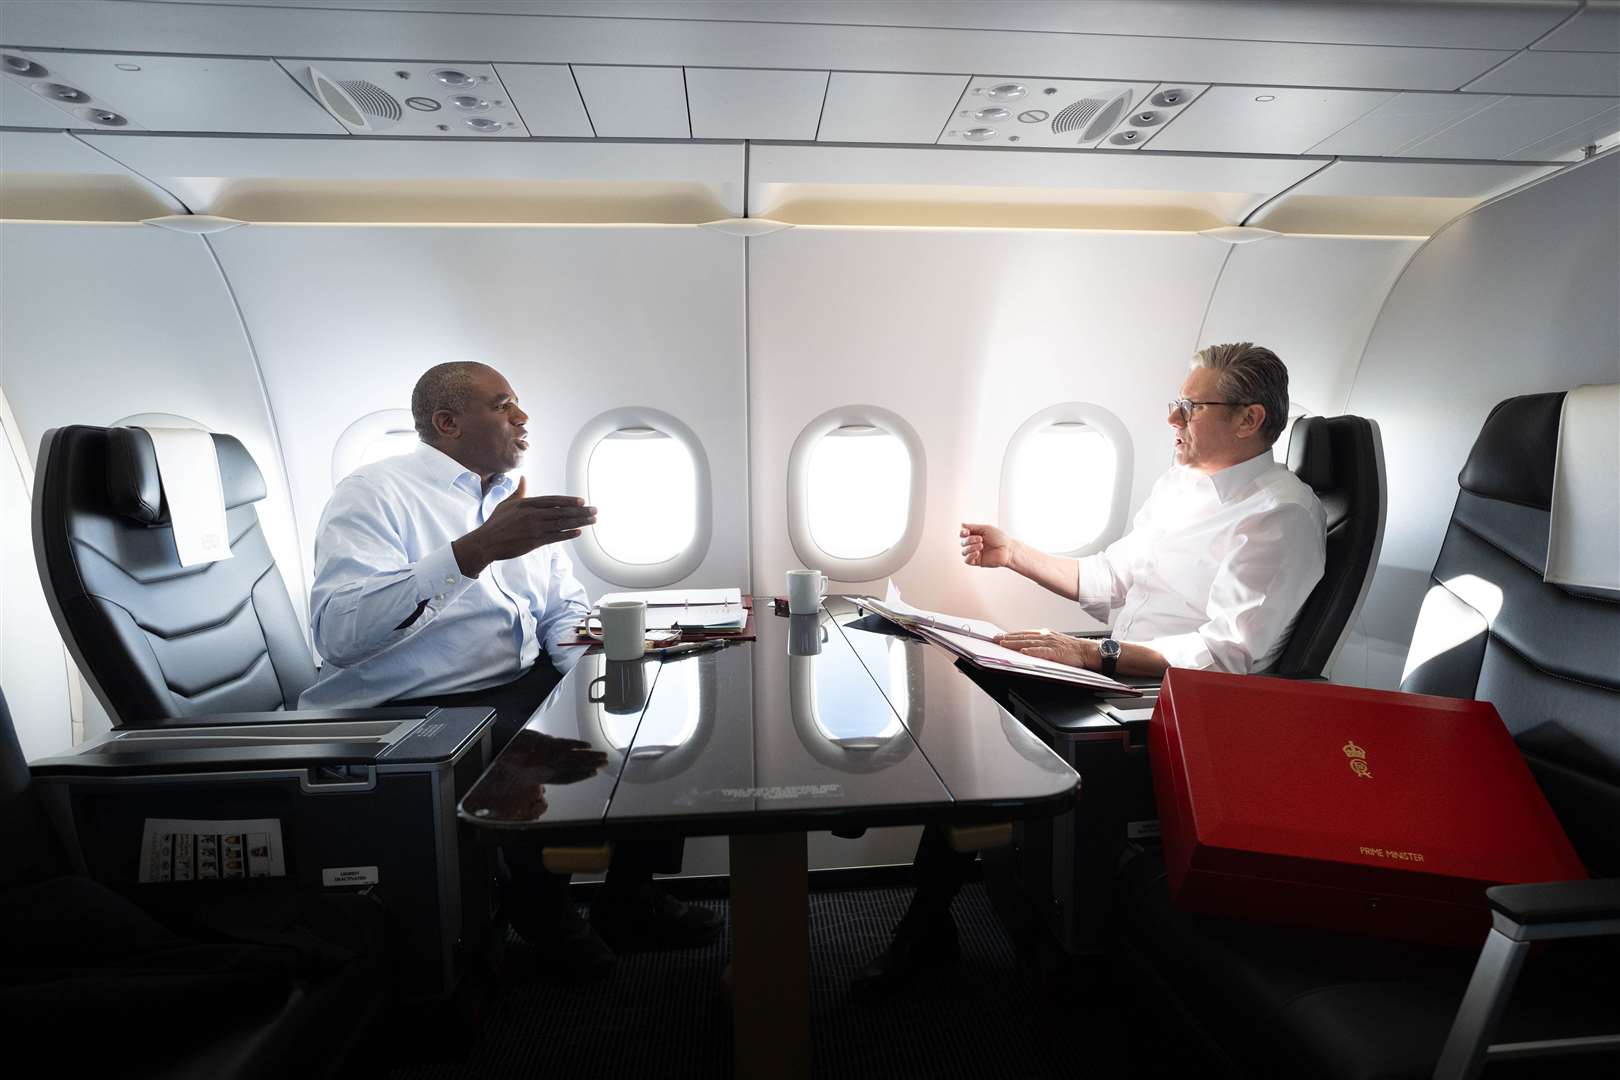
106 427 267 526
1286 416 1334 492
1457 392 1566 510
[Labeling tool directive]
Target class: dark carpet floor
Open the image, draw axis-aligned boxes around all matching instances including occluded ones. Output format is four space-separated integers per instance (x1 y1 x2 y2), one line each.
391 883 1135 1079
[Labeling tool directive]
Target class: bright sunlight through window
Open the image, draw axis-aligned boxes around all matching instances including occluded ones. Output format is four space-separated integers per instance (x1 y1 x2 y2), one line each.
587 427 697 566
1009 423 1116 553
806 426 912 561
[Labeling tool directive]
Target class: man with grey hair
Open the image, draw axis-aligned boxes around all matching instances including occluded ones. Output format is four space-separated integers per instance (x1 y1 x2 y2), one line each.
303 361 719 981
860 343 1326 992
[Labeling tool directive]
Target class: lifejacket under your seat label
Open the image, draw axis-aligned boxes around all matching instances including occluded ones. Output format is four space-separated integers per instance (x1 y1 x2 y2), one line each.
322 865 380 886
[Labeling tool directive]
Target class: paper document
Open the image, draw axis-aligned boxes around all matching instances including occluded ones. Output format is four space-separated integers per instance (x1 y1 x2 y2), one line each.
139 818 286 883
600 587 742 607
641 603 747 630
860 584 1138 695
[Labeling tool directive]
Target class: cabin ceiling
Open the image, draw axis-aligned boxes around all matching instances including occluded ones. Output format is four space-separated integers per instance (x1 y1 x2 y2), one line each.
0 1 1615 234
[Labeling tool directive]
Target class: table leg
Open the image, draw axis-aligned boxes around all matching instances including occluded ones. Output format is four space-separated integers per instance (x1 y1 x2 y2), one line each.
729 830 810 1080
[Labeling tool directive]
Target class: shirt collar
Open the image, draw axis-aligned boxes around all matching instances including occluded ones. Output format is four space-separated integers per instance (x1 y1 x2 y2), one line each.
412 442 514 499
1205 449 1280 504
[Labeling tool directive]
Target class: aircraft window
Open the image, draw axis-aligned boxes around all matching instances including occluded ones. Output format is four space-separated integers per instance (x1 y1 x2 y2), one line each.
1001 404 1133 557
112 412 211 432
567 407 712 588
788 406 927 581
587 427 696 566
332 409 417 485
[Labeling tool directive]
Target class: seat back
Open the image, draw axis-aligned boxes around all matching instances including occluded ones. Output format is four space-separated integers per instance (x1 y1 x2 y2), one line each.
1270 414 1385 678
32 426 315 727
0 686 67 887
1401 392 1620 876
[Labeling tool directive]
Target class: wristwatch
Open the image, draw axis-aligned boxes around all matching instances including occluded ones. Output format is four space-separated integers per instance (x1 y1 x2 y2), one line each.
1098 637 1121 678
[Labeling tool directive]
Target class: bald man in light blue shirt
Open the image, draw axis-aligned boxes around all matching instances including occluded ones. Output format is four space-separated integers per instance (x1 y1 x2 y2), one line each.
303 361 718 978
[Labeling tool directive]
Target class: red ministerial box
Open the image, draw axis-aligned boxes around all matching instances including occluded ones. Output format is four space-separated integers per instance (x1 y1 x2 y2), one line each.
1149 669 1585 947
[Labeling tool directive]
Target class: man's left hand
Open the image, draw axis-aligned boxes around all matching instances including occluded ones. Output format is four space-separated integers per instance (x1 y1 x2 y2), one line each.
994 629 1099 670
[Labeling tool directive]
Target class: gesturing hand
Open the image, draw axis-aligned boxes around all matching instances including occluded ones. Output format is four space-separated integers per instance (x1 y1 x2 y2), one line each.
960 522 1016 569
993 629 1098 671
454 477 597 577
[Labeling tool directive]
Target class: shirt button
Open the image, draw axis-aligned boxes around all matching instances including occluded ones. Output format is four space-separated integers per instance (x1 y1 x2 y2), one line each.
444 576 454 585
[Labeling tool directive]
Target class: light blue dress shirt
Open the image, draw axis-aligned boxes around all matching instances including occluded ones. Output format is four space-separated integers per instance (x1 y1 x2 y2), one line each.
299 442 591 708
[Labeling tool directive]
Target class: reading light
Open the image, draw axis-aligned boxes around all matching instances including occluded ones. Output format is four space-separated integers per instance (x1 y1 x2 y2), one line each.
432 69 475 86
451 95 490 111
3 54 46 77
464 117 503 132
986 83 1026 100
38 83 90 103
962 127 996 141
968 107 1010 121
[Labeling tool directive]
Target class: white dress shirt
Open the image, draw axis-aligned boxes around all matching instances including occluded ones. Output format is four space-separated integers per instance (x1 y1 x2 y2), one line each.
299 443 590 708
1075 451 1326 673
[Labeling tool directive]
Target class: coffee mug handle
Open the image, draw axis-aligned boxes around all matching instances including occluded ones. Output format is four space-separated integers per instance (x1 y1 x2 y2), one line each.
588 676 605 703
818 573 829 598
820 625 829 643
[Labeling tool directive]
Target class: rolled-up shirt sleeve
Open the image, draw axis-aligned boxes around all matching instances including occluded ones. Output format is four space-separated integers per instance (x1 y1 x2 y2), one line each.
536 546 592 675
309 478 478 667
1138 502 1326 673
1074 515 1148 624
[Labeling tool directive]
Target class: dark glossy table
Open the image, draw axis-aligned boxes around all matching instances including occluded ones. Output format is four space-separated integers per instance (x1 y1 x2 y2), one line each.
460 597 1080 1080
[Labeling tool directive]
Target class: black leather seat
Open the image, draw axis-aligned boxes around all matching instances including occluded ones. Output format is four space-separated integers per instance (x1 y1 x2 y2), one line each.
33 425 316 726
1272 413 1384 678
1115 393 1620 1079
0 684 390 1077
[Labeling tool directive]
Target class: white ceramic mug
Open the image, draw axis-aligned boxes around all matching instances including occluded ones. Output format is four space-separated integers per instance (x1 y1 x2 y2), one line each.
787 569 828 615
589 659 648 715
597 599 648 661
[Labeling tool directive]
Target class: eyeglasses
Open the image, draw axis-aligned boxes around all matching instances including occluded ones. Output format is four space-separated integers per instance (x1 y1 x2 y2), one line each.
1167 398 1252 422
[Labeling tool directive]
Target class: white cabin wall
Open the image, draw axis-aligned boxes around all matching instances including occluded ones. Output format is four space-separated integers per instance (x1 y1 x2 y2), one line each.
1198 235 1423 424
1340 152 1620 690
747 227 1230 633
206 224 750 609
0 221 304 745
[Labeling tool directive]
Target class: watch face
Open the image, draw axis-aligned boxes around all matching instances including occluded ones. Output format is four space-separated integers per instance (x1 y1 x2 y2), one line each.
1101 638 1122 659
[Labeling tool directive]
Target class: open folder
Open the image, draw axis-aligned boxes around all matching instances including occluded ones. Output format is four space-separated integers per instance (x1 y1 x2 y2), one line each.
854 593 1140 697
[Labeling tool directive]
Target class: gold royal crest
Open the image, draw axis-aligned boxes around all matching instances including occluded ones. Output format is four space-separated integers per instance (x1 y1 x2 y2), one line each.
1343 740 1372 779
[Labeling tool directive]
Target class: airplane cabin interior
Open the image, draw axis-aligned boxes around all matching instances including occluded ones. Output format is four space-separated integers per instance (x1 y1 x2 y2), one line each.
0 2 1617 1078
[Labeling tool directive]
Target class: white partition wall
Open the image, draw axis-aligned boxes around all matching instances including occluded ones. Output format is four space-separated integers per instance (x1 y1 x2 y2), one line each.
207 224 749 608
0 221 305 743
748 226 1230 636
1342 153 1620 689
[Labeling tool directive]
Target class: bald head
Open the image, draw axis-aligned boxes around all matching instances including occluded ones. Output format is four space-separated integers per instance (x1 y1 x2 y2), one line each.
411 362 494 442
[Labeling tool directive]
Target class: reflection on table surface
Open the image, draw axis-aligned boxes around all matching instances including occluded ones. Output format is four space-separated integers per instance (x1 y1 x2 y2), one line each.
459 597 1078 833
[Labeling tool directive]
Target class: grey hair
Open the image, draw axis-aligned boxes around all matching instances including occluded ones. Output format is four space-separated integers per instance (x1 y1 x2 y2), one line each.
410 362 489 440
1191 342 1290 446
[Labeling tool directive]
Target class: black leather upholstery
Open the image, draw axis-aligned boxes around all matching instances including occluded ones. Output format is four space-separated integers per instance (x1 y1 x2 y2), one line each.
1116 392 1620 1078
1402 392 1620 878
0 684 390 1077
32 425 316 727
1272 414 1383 678
1487 879 1620 925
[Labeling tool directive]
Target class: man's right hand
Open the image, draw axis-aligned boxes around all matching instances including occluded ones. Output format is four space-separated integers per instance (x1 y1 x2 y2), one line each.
960 522 1018 570
453 477 598 577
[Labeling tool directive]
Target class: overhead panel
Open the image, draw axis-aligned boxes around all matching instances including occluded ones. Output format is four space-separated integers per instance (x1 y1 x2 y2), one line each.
1097 84 1208 150
1148 85 1396 155
939 76 1157 149
1508 104 1620 160
1308 92 1504 157
4 51 343 134
492 63 594 137
78 134 745 221
685 68 827 140
0 130 184 219
816 72 967 144
278 60 529 137
1530 1 1620 53
1250 160 1561 236
1464 51 1620 96
572 65 689 138
1404 94 1620 160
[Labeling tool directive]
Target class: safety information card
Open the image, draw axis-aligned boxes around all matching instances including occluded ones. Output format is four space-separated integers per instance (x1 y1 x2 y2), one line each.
138 817 287 883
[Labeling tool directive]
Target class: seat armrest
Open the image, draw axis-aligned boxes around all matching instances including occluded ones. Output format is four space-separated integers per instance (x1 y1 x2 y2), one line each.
1486 879 1620 926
